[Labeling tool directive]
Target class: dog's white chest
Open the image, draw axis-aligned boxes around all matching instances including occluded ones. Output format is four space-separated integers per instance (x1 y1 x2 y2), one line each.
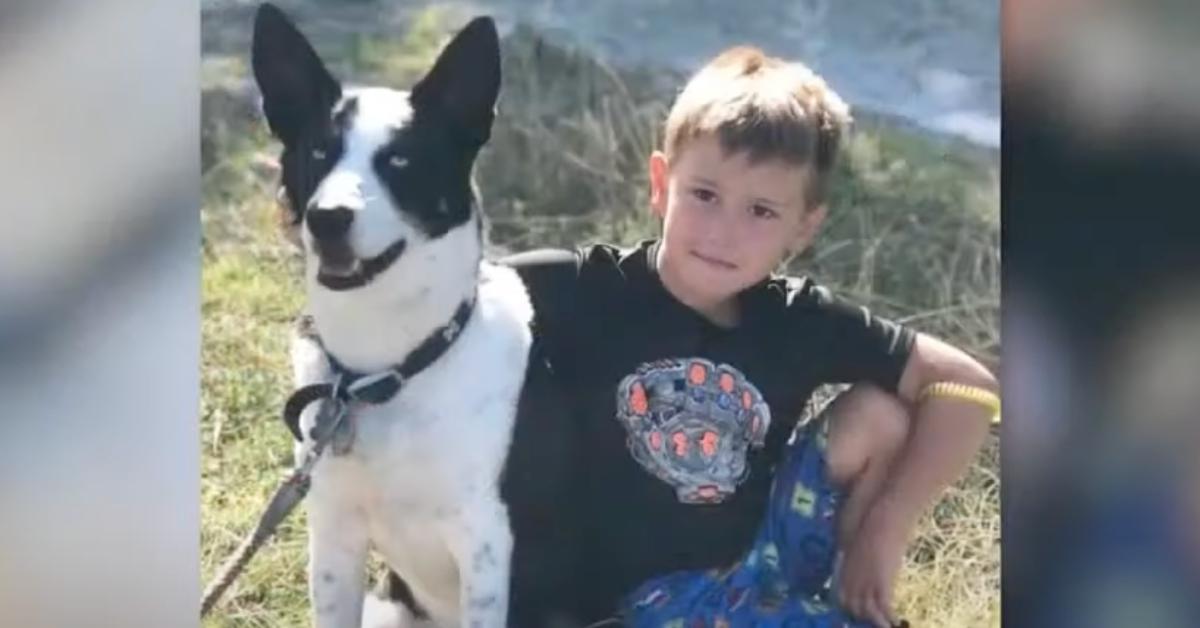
293 263 533 624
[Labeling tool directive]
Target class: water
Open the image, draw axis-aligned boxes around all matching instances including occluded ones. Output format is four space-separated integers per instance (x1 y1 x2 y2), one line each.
205 0 1000 147
445 0 1000 147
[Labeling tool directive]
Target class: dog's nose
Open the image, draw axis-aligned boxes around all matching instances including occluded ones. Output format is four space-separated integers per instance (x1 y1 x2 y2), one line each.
306 207 353 241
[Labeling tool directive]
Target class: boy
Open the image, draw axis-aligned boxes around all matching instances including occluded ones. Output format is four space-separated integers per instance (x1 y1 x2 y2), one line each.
505 46 998 627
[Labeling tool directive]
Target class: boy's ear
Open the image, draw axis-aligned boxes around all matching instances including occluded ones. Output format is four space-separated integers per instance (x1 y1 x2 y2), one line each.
649 151 669 219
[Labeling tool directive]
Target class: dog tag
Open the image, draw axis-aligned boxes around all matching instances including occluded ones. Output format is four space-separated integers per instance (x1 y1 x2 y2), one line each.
308 396 347 444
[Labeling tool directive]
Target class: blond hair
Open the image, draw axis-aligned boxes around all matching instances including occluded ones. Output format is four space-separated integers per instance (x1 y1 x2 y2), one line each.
663 46 851 207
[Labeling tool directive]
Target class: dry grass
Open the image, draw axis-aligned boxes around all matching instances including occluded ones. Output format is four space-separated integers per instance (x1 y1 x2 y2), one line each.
896 435 1000 626
201 7 999 627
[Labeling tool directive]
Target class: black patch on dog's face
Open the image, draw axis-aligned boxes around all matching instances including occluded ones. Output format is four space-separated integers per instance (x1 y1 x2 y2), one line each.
253 4 500 239
276 98 355 224
370 14 500 239
252 4 349 224
370 122 477 239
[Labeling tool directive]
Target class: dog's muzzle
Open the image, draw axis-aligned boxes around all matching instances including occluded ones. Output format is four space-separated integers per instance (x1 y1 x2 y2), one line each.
315 237 408 291
304 207 408 291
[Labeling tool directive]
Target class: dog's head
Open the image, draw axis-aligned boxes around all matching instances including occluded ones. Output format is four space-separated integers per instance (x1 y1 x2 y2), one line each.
251 3 499 293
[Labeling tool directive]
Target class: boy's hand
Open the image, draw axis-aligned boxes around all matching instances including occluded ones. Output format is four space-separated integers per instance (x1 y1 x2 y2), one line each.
837 502 911 628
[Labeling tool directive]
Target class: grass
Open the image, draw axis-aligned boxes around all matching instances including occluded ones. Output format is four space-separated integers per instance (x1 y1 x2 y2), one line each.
201 7 999 627
201 194 307 627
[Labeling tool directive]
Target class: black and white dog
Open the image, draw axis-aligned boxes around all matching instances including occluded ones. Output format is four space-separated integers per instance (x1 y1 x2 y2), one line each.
252 5 582 627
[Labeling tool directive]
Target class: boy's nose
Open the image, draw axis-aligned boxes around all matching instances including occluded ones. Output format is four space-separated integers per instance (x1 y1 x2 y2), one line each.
702 205 740 244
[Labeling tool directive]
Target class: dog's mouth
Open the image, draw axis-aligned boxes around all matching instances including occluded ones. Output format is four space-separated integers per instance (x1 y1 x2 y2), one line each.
315 238 408 291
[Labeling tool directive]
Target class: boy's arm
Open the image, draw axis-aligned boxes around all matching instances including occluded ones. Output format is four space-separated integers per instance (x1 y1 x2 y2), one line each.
876 331 997 530
837 331 996 627
794 284 997 512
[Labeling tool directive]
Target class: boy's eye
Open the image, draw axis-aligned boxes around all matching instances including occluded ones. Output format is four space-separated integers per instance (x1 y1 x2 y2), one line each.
750 204 780 220
691 188 717 203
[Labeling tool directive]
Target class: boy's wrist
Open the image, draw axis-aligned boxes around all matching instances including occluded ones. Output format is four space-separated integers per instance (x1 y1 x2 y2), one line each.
868 489 924 534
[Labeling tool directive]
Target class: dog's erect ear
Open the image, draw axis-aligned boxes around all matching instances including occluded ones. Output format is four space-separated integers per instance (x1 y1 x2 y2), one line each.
409 16 500 147
251 3 341 144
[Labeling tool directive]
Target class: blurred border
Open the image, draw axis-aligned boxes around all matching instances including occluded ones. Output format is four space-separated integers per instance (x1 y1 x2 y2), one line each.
1003 0 1200 625
0 1 200 627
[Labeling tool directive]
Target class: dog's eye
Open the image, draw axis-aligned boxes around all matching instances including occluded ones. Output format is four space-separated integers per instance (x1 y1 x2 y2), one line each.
388 155 408 169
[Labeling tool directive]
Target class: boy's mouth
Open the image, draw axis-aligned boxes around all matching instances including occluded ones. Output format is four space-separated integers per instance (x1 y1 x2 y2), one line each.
690 250 738 271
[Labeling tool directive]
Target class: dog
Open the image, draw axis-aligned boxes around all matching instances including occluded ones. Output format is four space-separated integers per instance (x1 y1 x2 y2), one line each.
251 5 583 626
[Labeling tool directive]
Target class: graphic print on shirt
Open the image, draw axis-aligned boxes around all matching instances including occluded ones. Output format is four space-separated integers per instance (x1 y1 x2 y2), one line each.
615 357 772 504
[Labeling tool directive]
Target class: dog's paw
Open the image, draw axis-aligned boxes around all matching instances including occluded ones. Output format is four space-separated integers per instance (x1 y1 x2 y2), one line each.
362 594 430 628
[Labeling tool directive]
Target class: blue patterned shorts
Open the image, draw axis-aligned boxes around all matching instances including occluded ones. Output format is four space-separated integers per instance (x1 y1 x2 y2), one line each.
619 415 873 628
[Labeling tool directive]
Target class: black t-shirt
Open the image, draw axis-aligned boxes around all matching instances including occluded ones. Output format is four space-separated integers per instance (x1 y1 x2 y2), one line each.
504 238 916 618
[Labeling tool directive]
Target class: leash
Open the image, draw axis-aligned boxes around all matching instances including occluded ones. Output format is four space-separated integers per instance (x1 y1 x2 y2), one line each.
201 296 476 616
200 392 348 616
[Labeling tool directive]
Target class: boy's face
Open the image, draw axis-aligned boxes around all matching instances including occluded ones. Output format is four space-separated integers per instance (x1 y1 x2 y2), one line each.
649 134 826 307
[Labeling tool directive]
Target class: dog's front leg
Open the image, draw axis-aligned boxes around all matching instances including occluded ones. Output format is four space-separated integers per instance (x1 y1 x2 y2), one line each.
308 485 369 628
444 500 513 628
